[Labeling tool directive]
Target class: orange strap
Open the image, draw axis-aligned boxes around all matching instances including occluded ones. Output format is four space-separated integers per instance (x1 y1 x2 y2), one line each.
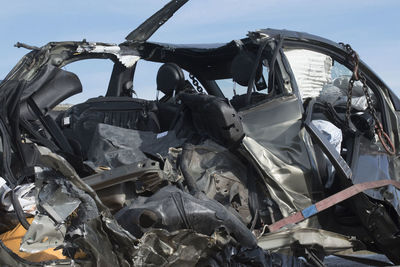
268 179 400 232
375 122 396 155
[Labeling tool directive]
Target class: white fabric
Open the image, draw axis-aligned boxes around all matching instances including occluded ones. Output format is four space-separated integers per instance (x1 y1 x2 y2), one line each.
284 49 374 110
0 180 36 215
312 120 342 154
0 177 11 205
312 120 343 188
284 49 332 99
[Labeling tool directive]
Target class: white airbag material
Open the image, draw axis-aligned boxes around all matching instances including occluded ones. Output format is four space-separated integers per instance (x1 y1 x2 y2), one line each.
284 49 332 99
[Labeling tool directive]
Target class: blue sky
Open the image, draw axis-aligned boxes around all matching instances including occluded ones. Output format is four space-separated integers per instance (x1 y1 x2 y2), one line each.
1 0 399 103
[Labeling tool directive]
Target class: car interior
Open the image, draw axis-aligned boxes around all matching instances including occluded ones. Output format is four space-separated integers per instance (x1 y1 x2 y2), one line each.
15 39 389 235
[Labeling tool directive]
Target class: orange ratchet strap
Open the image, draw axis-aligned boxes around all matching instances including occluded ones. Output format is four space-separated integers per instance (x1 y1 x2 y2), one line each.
268 179 400 232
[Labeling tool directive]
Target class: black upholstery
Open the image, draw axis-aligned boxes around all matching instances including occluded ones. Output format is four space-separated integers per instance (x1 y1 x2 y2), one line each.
230 51 262 87
179 93 244 148
156 63 185 96
60 97 161 157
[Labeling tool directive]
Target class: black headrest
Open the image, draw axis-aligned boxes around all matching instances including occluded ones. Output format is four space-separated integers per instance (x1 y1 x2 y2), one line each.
179 93 244 148
230 51 262 87
156 63 185 96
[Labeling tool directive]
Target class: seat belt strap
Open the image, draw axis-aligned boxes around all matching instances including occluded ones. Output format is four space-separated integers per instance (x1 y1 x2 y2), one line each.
27 97 73 154
304 99 353 180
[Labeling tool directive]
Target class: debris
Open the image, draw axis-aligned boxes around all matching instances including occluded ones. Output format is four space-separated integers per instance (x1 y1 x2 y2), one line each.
1 0 400 265
0 178 36 215
0 217 68 262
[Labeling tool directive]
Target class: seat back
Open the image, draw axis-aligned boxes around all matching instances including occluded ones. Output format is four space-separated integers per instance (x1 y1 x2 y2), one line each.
156 63 185 97
179 93 244 148
60 97 160 156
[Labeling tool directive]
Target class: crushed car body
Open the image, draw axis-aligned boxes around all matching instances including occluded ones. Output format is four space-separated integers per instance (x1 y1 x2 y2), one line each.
1 0 400 266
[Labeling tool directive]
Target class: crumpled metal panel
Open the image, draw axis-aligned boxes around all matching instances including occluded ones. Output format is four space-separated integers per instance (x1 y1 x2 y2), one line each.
353 135 400 216
133 228 310 267
132 229 222 266
34 146 138 266
116 185 257 248
163 147 183 184
239 96 317 223
180 140 251 224
38 182 81 224
243 136 313 218
20 214 66 254
0 243 87 267
258 228 357 255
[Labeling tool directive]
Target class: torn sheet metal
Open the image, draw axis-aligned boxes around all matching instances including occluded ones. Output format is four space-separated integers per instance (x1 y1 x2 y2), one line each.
242 136 316 227
258 228 358 255
38 183 81 224
20 214 66 254
352 136 400 216
125 0 189 42
239 96 322 230
133 228 310 266
76 44 140 68
180 140 251 224
115 185 257 248
132 229 223 266
34 146 140 265
162 147 183 184
0 217 73 263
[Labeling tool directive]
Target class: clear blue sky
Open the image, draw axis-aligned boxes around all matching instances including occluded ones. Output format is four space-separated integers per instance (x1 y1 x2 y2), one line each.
1 0 399 103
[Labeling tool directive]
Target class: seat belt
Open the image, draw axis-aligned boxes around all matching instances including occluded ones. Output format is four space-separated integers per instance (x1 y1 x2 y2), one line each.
27 97 73 154
267 99 400 232
19 118 59 152
304 99 353 180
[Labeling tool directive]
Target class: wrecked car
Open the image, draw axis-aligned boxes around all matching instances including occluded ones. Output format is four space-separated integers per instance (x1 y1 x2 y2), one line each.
1 0 400 266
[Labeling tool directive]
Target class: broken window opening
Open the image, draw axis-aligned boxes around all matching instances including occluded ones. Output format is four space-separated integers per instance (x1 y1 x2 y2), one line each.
217 60 269 101
61 59 114 105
